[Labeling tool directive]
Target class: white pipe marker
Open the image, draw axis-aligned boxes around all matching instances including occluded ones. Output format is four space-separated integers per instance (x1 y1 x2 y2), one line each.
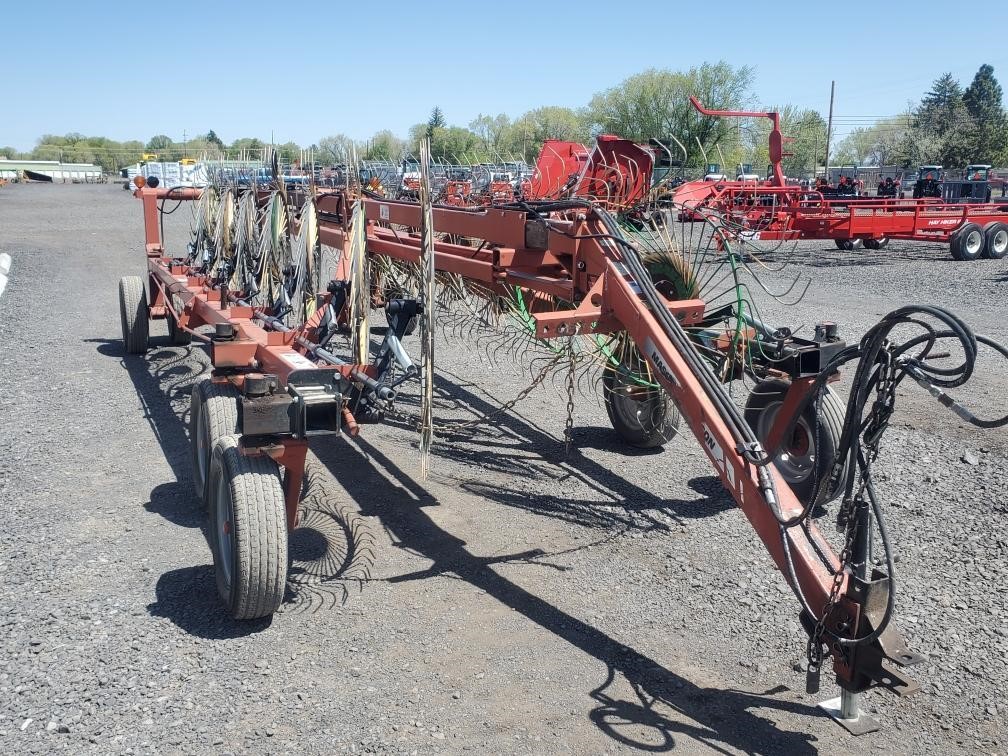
0 253 10 301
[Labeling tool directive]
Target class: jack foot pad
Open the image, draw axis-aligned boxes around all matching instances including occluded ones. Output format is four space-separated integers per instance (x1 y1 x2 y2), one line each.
818 696 880 735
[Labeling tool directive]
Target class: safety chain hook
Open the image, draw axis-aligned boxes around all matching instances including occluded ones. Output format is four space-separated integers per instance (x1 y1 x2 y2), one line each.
563 328 579 457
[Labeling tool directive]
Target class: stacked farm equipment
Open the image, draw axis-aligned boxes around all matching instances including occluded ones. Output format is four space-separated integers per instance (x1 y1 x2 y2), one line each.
664 100 1008 260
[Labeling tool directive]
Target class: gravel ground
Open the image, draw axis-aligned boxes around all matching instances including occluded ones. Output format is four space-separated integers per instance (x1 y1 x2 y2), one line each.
0 183 1005 754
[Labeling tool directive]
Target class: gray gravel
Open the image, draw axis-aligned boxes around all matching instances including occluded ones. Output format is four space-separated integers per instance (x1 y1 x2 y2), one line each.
0 183 1005 754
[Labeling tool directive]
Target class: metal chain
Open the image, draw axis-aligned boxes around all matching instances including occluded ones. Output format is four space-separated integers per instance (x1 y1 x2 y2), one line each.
805 345 898 693
564 334 577 457
806 503 858 693
385 350 567 436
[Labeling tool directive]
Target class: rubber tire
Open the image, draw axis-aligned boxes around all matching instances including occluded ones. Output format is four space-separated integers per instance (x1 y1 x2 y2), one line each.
982 222 1008 259
167 292 192 345
190 378 241 506
950 222 984 261
834 239 846 250
118 276 149 355
744 378 847 508
208 435 287 620
602 364 680 448
949 229 962 261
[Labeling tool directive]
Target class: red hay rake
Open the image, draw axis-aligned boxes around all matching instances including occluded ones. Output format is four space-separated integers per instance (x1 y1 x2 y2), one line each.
119 127 1005 734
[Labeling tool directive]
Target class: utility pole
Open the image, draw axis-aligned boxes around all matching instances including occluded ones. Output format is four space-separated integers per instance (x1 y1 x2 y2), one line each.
812 130 819 180
824 81 835 179
183 130 188 159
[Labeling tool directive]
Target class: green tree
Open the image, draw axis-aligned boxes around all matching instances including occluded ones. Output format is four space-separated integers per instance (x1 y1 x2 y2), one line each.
962 64 1008 163
206 129 225 152
273 141 301 163
426 107 446 141
746 106 828 176
430 126 482 162
894 127 942 168
503 106 589 161
146 134 173 152
469 113 511 153
964 65 1003 121
365 130 404 161
585 62 755 169
911 71 980 166
229 137 264 151
916 73 963 135
315 133 356 164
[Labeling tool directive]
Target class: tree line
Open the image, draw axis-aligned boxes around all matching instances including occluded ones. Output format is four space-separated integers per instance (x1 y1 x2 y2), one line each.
289 62 829 176
0 131 303 176
4 62 1005 177
833 65 1007 167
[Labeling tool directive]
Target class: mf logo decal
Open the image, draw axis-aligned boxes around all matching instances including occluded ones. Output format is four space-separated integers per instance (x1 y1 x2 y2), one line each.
702 423 736 488
644 339 680 387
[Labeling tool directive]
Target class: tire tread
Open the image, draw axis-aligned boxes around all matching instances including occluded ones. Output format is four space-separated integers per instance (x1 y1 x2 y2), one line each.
211 435 287 619
118 276 149 354
190 378 240 503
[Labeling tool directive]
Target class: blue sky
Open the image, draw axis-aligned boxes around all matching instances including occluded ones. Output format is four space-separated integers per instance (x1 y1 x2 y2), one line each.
5 1 1005 151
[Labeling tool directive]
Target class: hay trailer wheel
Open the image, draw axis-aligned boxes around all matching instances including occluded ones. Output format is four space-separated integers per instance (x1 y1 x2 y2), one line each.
118 276 149 354
602 363 680 449
744 378 846 508
833 238 860 251
950 222 984 261
208 435 288 620
190 378 240 505
167 292 192 345
982 222 1008 259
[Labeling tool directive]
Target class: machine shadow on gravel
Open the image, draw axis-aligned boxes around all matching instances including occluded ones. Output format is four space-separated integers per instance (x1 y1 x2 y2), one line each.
149 565 274 637
91 337 375 629
387 371 734 531
787 243 956 269
313 435 822 754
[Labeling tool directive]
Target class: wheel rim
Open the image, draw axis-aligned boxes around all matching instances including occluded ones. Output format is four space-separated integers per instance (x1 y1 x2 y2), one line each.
993 229 1008 255
214 470 234 589
756 401 816 483
965 230 983 256
609 373 664 435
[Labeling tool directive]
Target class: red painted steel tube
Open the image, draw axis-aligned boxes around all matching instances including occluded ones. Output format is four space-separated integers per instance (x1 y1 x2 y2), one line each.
600 252 842 614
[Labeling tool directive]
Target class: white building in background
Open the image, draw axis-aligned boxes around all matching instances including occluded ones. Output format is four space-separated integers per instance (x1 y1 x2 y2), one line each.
123 161 209 188
0 159 103 182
